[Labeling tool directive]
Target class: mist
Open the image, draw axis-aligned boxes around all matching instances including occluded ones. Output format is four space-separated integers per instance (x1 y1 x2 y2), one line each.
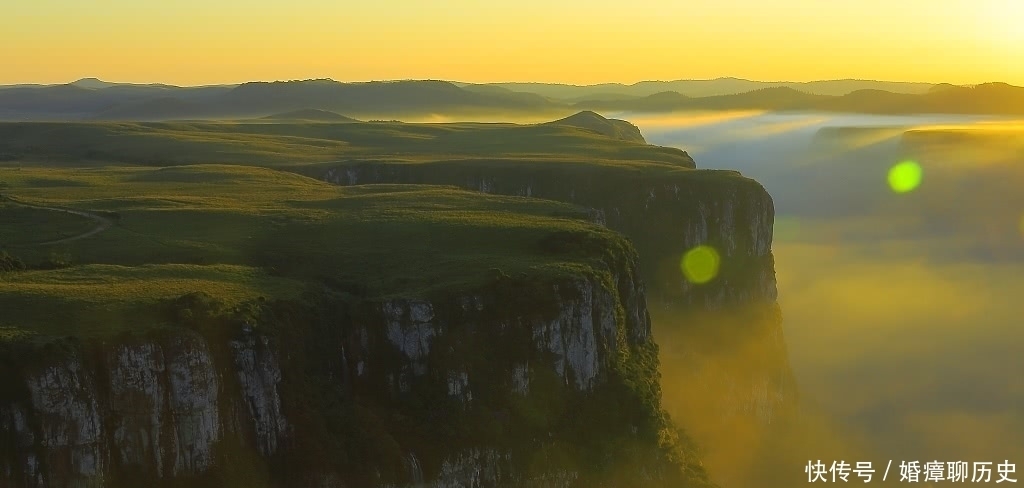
633 111 1024 486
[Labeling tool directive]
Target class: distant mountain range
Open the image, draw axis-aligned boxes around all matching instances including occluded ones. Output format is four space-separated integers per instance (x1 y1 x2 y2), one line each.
461 77 939 98
574 83 1024 115
1 77 1022 121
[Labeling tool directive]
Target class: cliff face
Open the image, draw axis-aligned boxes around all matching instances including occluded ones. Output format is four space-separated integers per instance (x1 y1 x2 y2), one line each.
0 329 284 488
1 248 708 487
321 162 795 428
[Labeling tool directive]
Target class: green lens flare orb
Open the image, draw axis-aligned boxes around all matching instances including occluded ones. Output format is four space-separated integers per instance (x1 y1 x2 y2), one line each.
888 160 923 193
681 245 720 284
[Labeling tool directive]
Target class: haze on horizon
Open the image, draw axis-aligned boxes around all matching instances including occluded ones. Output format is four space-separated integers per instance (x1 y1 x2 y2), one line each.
4 0 1024 87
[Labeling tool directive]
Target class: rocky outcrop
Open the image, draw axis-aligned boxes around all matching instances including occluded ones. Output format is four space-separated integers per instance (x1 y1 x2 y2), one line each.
22 353 104 488
359 273 643 400
228 329 288 457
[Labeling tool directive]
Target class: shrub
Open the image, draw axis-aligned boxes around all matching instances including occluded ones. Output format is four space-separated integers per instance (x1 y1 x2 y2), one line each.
167 291 226 325
0 251 26 272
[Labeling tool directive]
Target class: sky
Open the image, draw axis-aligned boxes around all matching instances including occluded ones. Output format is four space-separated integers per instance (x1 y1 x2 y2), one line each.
4 0 1023 86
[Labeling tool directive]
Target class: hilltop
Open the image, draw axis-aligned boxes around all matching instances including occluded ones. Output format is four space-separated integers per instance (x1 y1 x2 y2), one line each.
544 110 647 143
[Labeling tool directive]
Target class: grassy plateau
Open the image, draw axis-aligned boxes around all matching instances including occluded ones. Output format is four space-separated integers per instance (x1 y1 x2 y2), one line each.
0 115 708 340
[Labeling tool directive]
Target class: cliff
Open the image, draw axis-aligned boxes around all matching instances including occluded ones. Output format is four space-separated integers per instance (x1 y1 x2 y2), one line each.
319 158 798 465
0 174 714 488
0 121 794 487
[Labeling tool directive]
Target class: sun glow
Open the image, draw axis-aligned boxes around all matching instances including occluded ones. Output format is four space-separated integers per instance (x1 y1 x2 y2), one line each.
978 0 1024 45
4 1 1024 86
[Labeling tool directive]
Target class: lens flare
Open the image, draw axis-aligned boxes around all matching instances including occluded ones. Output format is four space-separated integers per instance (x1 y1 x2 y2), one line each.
681 245 720 284
888 160 923 193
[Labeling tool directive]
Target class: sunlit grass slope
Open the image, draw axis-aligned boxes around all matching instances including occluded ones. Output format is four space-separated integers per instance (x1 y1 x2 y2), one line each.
0 163 633 338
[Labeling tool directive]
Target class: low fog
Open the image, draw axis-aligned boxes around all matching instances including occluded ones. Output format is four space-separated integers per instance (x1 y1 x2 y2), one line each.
633 111 1024 486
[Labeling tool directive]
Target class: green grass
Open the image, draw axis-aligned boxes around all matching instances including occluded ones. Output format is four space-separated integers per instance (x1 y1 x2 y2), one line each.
0 264 295 302
0 164 338 205
0 201 98 245
0 162 633 338
0 264 304 337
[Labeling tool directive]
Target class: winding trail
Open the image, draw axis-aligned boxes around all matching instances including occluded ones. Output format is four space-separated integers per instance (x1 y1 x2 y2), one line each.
2 196 114 246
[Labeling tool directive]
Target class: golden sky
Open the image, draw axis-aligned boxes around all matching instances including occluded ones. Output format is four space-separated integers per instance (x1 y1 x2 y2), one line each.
4 0 1022 86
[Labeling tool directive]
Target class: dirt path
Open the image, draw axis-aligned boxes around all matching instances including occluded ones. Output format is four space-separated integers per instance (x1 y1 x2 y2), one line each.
2 196 114 246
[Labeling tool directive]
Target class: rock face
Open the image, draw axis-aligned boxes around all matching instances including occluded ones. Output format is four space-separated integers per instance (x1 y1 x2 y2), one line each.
0 329 289 488
228 330 288 458
0 246 704 487
19 353 104 488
